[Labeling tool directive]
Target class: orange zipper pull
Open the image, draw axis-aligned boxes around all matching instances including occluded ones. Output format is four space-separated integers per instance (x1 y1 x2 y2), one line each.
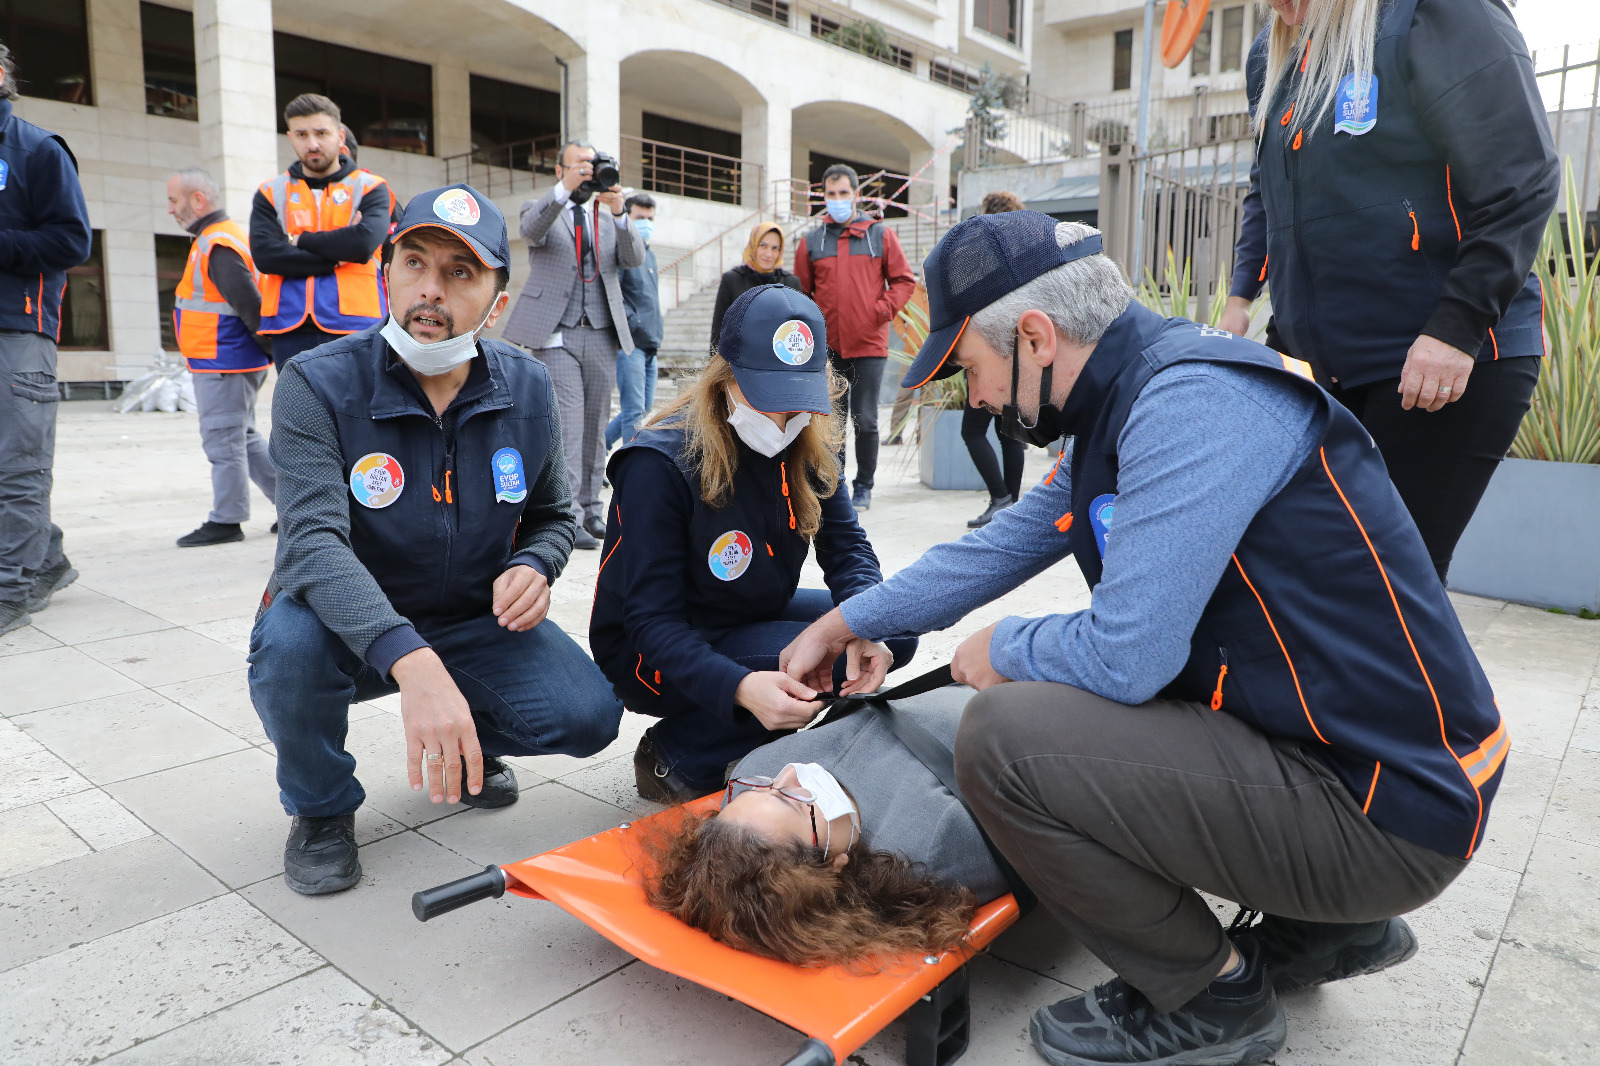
23 294 30 315
1054 512 1073 532
1258 253 1269 283
445 469 453 503
781 462 796 529
1408 211 1420 251
1280 104 1293 127
1292 129 1303 150
1211 663 1229 711
432 484 442 502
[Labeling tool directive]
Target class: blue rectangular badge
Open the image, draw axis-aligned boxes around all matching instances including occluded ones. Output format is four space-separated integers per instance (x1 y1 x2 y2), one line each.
0 159 10 191
492 447 528 504
1334 73 1377 136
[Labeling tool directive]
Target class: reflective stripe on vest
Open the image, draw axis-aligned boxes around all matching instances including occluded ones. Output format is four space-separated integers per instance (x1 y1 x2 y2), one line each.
176 219 268 373
258 169 390 334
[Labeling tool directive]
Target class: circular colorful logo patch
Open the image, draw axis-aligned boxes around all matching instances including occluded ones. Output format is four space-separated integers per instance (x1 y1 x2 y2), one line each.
707 530 754 582
330 186 350 205
433 188 481 227
772 320 815 365
350 453 405 509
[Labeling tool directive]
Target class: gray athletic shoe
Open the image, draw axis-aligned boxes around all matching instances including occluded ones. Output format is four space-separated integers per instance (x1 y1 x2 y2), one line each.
25 557 78 612
0 599 30 637
1234 913 1418 993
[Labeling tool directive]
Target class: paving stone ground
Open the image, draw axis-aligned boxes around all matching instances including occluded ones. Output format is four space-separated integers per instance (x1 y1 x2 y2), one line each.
2 392 1597 1066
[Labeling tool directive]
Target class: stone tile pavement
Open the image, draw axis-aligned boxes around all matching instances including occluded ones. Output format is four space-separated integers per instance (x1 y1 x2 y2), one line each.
2 397 1597 1066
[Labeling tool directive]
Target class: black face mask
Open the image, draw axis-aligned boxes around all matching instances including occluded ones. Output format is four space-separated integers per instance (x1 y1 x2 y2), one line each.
998 336 1068 446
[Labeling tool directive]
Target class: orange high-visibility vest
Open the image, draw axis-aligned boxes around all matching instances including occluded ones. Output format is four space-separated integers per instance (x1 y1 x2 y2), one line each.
175 219 269 373
257 168 389 334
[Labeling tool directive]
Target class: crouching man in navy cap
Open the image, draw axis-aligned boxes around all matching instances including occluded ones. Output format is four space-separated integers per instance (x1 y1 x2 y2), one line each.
249 184 623 895
782 212 1506 1065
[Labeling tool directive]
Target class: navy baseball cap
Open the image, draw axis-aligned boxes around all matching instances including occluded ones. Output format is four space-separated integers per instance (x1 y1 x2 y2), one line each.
718 284 831 414
392 184 509 269
901 211 1103 388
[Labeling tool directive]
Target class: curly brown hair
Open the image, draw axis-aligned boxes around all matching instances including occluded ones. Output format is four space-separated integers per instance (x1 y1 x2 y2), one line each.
637 809 977 969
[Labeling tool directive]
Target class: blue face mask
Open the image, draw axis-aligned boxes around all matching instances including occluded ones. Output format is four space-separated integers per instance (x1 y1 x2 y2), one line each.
633 218 654 244
824 199 854 224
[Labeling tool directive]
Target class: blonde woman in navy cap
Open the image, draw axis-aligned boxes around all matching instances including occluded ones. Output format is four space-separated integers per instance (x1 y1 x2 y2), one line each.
590 284 917 801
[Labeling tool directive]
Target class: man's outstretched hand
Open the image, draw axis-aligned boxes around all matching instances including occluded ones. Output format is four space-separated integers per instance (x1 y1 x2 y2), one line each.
780 607 859 694
393 647 483 804
951 622 1010 691
492 564 550 632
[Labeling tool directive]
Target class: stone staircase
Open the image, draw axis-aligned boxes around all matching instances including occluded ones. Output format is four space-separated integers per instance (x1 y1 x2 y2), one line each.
657 282 720 377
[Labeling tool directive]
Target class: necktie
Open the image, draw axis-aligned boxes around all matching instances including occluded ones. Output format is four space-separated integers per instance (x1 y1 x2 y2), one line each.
573 203 594 279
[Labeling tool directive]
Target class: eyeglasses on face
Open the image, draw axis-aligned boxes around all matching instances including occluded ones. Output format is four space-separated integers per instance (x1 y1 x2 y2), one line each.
725 775 819 849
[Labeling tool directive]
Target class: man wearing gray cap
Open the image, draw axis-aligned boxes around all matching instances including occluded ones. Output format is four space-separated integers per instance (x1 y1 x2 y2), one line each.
250 184 623 896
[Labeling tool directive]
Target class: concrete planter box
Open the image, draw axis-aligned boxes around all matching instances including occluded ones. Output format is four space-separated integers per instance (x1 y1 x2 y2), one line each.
1448 457 1600 612
919 406 998 490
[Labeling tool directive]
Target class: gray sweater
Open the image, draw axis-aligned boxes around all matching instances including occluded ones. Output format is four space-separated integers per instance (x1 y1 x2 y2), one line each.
730 686 1008 903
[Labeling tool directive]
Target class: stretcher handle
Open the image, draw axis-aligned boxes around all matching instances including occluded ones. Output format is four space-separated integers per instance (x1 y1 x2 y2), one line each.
780 1037 835 1066
411 865 506 922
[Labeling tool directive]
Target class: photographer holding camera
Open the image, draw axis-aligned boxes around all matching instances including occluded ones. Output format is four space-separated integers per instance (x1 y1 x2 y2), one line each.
502 142 646 549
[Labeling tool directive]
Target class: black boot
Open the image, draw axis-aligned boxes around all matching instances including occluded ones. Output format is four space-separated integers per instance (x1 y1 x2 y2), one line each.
967 494 1016 528
633 733 711 804
458 754 519 809
177 521 245 548
1233 912 1418 993
851 485 872 511
283 814 361 895
1029 938 1285 1065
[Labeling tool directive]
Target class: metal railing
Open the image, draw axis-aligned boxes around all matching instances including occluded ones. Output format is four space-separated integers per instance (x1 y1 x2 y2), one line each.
1099 135 1256 299
620 135 762 208
1534 41 1600 231
442 136 561 198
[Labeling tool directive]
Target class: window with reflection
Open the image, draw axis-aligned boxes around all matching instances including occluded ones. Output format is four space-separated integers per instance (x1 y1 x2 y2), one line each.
61 231 107 350
141 3 197 120
1 0 92 104
155 234 189 351
274 33 433 155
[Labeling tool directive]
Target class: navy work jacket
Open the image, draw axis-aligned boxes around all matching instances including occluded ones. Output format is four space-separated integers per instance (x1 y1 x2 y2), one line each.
293 329 558 624
1065 303 1506 859
590 425 883 717
1246 0 1543 386
0 100 91 339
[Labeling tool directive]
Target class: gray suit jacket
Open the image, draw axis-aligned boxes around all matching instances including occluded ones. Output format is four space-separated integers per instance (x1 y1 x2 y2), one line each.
501 185 647 353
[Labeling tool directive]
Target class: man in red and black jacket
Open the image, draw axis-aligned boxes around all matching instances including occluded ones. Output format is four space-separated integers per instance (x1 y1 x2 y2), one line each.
794 164 915 511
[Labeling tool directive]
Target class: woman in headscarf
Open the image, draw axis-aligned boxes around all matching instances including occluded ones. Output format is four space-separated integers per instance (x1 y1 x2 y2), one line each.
708 221 803 352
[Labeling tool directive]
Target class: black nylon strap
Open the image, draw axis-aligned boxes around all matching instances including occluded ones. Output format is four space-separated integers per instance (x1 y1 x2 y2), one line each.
813 665 1036 911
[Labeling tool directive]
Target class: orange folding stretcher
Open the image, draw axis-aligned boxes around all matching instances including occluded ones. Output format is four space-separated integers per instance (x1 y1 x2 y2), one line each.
412 792 1022 1066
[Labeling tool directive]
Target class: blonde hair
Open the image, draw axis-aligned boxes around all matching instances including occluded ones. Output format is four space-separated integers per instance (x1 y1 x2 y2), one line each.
643 356 845 538
1255 0 1380 140
743 222 786 269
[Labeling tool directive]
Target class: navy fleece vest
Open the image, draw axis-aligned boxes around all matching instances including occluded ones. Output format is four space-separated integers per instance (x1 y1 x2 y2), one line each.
294 329 556 624
590 425 819 711
1066 304 1506 858
1250 0 1543 386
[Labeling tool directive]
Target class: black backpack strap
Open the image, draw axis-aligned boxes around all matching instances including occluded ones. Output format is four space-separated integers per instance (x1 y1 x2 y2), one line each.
812 664 1037 912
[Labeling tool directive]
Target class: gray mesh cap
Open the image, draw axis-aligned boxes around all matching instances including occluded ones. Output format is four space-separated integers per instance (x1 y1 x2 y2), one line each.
718 284 832 414
901 211 1103 388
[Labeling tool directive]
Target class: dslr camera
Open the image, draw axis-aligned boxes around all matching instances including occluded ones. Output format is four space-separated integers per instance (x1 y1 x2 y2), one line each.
576 152 621 199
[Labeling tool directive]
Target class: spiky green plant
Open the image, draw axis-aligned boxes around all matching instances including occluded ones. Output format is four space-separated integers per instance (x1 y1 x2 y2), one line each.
1135 247 1232 327
1512 163 1600 465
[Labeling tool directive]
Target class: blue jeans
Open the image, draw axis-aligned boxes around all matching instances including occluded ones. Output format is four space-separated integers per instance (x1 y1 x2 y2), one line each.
606 347 657 450
247 595 624 817
647 588 919 789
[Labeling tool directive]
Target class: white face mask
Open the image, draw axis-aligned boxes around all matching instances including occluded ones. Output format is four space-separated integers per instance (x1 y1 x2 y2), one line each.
380 302 495 377
727 394 810 457
787 762 860 854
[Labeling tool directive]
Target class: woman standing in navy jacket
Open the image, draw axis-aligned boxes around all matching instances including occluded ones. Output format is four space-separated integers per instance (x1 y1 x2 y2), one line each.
1221 0 1558 582
591 285 916 800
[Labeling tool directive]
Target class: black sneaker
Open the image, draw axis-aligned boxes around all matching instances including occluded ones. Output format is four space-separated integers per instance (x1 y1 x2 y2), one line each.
851 485 872 511
1030 940 1285 1065
0 599 30 637
1233 912 1417 993
967 494 1016 528
573 526 600 550
458 754 519 809
283 814 361 895
584 515 607 540
633 733 710 804
269 521 279 534
24 557 78 612
177 521 245 548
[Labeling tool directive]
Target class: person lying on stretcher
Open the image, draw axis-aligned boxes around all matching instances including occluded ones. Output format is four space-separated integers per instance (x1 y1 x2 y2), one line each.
640 685 1008 967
